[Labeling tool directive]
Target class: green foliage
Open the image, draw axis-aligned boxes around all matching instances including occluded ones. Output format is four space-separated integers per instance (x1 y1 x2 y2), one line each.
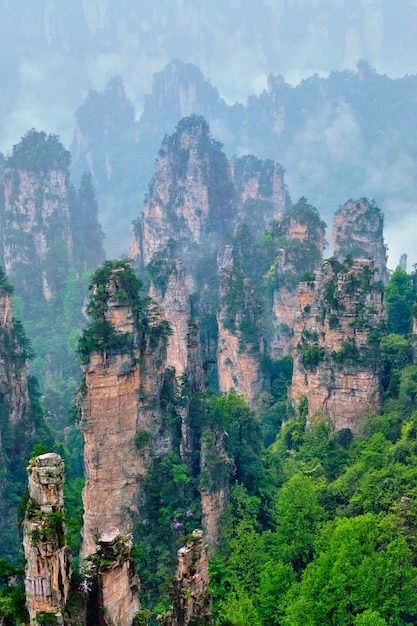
385 267 415 335
0 267 14 294
0 585 28 623
135 431 152 449
133 608 152 625
274 474 324 571
77 260 155 363
35 611 59 624
77 318 127 363
300 344 325 369
281 515 417 626
8 129 71 172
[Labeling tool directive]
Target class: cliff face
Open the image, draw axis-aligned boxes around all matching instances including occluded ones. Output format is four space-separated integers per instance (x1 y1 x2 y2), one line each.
332 198 388 283
217 244 264 406
1 130 104 305
230 155 289 238
0 280 31 425
132 116 291 407
23 453 72 625
78 264 169 558
2 163 72 301
136 115 234 266
290 257 386 432
268 198 326 359
149 259 192 379
161 530 212 626
0 274 35 558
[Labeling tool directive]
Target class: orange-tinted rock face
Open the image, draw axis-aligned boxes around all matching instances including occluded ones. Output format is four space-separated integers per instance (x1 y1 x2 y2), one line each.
23 454 72 625
217 245 264 406
332 198 388 283
268 199 326 359
149 259 192 378
78 270 168 559
161 530 212 626
289 258 386 432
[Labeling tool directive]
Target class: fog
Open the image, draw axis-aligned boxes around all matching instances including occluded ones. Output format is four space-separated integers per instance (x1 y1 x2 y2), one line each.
2 0 417 267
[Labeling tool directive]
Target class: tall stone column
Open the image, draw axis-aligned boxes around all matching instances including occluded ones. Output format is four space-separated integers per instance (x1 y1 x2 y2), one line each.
23 453 72 625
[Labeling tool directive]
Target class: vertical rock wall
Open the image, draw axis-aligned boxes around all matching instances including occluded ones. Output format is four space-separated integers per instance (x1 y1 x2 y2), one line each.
290 258 386 432
23 453 72 625
0 277 32 556
79 269 168 558
2 142 73 300
217 245 264 406
149 259 192 379
332 198 389 283
161 530 212 626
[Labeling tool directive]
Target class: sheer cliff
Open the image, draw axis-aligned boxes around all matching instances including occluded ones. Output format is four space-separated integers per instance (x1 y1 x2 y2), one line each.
1 130 104 306
76 261 171 556
23 453 72 626
332 198 389 283
131 115 291 405
0 269 50 559
290 257 386 432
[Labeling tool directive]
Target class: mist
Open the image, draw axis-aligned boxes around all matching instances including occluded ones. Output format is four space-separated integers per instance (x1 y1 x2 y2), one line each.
1 1 417 268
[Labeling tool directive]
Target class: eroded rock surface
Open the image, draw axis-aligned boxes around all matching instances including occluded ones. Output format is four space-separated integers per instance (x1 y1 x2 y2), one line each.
23 453 72 625
290 258 386 432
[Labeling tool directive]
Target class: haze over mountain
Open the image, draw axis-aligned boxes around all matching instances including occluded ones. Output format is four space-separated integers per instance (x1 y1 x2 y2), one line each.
2 0 417 153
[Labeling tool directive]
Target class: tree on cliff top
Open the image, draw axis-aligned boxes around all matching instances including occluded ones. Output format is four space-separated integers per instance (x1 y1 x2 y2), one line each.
8 129 71 172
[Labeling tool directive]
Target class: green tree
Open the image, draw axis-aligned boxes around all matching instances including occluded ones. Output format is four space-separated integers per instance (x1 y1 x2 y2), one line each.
274 473 323 571
385 267 415 335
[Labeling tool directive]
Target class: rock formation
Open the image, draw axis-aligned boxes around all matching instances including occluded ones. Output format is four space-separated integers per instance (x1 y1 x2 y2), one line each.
161 530 212 626
132 115 291 408
332 198 389 283
217 244 264 406
290 257 386 432
0 129 104 306
82 528 140 626
23 453 72 625
149 258 192 379
230 154 290 238
134 115 234 267
199 428 231 549
268 197 326 358
0 270 36 558
77 262 170 558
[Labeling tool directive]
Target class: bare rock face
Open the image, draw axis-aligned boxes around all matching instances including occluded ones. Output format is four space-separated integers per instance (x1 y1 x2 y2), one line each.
199 429 230 549
332 198 389 283
23 453 72 625
1 132 74 300
160 530 212 626
1 131 104 306
136 115 234 267
149 259 192 378
268 198 326 359
289 257 386 432
83 528 140 626
217 244 264 406
78 265 169 558
230 155 290 239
